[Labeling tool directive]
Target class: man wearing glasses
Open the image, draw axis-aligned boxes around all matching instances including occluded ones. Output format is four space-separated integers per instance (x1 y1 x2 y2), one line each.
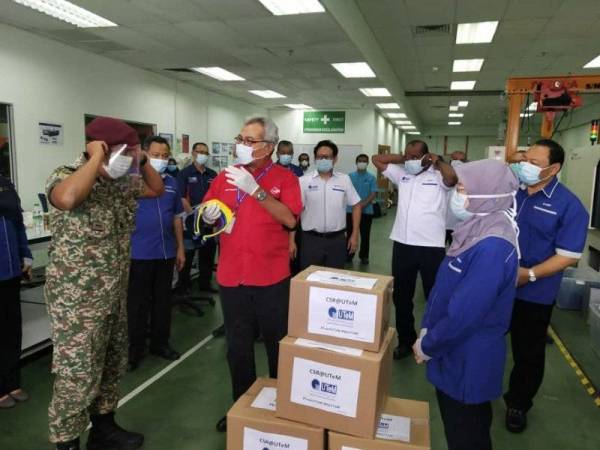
291 139 361 270
200 116 302 432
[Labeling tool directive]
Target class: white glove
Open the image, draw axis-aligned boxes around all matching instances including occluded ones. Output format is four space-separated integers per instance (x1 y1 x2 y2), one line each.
225 166 259 196
202 203 221 224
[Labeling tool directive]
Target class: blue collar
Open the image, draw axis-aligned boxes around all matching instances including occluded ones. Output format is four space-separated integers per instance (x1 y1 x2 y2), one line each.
541 177 559 198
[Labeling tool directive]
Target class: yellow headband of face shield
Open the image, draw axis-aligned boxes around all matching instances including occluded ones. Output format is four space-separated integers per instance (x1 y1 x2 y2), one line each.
194 199 235 241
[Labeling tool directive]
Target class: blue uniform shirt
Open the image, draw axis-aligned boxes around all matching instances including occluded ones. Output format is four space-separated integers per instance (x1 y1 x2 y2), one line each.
277 162 304 177
131 175 184 260
177 164 217 207
421 237 518 404
347 170 378 215
516 177 589 305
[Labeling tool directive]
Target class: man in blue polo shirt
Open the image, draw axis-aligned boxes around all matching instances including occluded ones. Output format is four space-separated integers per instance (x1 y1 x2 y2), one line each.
276 140 303 177
176 142 218 293
128 136 186 370
347 153 378 265
504 139 589 433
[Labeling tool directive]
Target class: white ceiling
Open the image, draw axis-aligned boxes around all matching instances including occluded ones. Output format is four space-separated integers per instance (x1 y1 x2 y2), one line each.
1 0 600 132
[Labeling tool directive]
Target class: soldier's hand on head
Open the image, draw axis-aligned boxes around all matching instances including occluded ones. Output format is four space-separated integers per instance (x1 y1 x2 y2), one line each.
86 141 108 160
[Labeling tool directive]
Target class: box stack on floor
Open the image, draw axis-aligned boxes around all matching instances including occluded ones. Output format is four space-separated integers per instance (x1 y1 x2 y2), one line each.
226 265 431 450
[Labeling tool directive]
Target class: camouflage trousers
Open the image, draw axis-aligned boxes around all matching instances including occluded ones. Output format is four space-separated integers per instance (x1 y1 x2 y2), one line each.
46 295 128 443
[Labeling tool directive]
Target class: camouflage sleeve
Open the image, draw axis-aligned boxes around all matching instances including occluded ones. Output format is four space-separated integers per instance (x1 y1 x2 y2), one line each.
45 166 76 206
129 174 145 199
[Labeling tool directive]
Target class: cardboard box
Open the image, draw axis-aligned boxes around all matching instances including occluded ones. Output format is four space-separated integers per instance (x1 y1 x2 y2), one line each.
328 397 431 450
227 377 325 450
276 328 395 438
288 266 393 352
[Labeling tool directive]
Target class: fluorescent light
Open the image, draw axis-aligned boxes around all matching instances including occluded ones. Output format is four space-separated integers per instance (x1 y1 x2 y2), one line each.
248 90 286 98
359 88 391 97
400 125 416 130
377 103 400 109
191 67 245 81
528 102 538 111
285 104 312 109
406 131 421 135
394 120 412 125
520 113 533 118
451 80 476 90
386 113 407 119
331 62 376 78
449 105 460 111
449 113 464 118
584 54 600 68
458 100 469 107
448 121 462 125
12 0 117 27
257 0 324 15
452 59 484 72
456 21 499 44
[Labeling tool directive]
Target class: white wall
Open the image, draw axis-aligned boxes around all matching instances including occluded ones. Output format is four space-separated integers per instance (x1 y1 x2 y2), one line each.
0 22 265 208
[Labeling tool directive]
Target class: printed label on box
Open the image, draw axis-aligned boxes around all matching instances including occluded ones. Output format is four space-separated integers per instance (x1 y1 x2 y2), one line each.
290 357 361 418
250 387 277 411
307 270 378 289
341 447 364 450
376 414 411 442
308 286 377 343
243 426 308 450
295 338 364 357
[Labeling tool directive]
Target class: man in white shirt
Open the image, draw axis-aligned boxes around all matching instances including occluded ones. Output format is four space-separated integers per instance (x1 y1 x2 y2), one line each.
291 140 361 270
372 140 458 359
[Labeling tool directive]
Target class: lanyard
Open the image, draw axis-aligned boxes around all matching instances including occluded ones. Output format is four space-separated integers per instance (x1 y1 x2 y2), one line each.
236 162 274 207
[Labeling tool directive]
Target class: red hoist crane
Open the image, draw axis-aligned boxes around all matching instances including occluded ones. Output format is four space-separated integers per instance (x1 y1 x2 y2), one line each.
504 74 600 160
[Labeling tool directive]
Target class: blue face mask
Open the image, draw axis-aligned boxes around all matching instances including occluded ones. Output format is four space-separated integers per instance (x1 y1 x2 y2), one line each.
167 164 178 172
316 159 333 173
518 161 550 186
450 190 473 221
149 158 168 174
405 156 424 175
279 154 293 166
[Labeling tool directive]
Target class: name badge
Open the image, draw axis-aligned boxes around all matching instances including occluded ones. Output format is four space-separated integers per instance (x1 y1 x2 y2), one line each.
308 184 319 191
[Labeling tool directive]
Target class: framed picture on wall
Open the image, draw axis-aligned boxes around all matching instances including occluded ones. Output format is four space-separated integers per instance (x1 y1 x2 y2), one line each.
182 134 189 153
159 132 173 149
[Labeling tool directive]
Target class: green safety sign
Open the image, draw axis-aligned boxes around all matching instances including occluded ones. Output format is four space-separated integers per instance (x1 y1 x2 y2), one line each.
303 111 346 133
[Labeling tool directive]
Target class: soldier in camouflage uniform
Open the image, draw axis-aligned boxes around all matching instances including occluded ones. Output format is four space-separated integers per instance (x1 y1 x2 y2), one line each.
45 117 165 450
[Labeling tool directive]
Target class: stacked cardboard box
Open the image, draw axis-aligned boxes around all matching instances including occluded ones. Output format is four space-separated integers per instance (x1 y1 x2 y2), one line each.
226 266 431 450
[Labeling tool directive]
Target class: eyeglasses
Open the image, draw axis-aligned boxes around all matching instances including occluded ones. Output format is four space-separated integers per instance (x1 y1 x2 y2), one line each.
234 135 273 146
315 155 334 160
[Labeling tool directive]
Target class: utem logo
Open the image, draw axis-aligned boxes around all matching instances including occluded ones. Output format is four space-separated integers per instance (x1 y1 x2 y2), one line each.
327 306 354 321
311 378 338 394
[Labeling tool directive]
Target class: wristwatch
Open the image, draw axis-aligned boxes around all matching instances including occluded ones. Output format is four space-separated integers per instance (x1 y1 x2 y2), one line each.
255 189 267 202
528 269 537 283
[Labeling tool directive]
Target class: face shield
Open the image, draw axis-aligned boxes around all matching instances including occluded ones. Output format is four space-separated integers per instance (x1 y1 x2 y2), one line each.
104 144 142 179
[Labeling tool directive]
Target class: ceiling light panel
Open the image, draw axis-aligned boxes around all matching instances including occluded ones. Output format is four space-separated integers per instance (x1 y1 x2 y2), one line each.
456 21 499 44
448 113 464 118
285 104 312 109
450 81 476 90
191 67 245 81
449 105 459 111
359 88 391 97
257 0 325 15
386 113 407 119
458 101 469 107
331 62 376 78
584 55 600 68
400 125 416 130
394 120 412 125
248 90 286 98
12 0 117 27
452 59 484 72
377 103 400 109
448 121 462 125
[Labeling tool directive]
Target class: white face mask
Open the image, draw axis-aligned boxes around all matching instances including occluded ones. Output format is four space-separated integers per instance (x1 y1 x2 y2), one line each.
450 160 464 168
357 162 368 170
300 160 309 168
235 143 255 165
149 158 168 174
103 154 133 179
196 154 209 166
405 156 424 175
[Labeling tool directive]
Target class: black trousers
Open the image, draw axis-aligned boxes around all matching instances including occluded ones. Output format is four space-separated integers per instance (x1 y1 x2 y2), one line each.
392 242 446 347
299 231 347 270
436 389 493 450
220 278 289 401
346 213 373 261
179 240 216 289
504 298 554 411
0 277 22 397
127 258 175 358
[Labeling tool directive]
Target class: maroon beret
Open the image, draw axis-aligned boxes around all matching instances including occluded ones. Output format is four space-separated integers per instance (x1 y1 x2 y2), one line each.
85 117 139 147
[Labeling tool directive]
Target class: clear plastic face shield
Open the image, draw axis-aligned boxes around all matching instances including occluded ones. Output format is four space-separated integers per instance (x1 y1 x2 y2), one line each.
104 144 141 179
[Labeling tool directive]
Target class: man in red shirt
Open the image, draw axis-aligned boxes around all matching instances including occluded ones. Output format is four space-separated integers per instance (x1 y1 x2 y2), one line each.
201 116 302 432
